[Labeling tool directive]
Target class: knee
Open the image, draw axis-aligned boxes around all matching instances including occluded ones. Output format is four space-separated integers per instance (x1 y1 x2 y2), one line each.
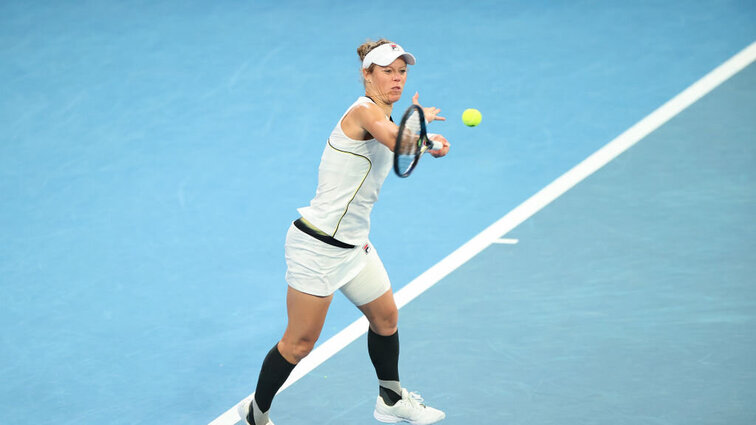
279 337 317 364
370 308 398 336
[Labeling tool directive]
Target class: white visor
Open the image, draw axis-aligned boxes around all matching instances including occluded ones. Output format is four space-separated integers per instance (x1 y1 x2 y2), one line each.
362 43 416 69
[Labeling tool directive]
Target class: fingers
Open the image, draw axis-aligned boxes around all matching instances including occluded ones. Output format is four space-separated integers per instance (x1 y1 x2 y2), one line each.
426 107 445 122
427 134 450 157
429 144 449 157
437 142 450 157
412 93 445 120
413 96 445 122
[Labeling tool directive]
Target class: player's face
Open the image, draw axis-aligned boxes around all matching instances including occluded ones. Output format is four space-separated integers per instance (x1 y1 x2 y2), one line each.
369 58 407 104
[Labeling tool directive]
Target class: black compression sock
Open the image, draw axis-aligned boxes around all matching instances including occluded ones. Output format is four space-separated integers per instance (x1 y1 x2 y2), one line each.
368 328 402 405
379 385 403 405
253 344 296 417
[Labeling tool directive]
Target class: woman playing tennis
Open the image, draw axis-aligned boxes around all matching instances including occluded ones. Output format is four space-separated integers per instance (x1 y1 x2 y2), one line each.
239 39 450 425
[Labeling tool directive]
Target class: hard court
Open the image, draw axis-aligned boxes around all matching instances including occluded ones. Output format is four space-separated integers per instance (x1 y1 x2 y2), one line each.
1 1 755 425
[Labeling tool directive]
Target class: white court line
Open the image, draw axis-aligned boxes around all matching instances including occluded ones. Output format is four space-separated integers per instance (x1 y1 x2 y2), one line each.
493 238 520 244
209 41 756 425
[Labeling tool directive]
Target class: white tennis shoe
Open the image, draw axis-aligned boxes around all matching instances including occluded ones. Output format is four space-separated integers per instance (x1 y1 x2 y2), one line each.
237 398 274 425
373 388 446 424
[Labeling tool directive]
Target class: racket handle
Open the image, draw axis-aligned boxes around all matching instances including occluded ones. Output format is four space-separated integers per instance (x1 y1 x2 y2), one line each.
427 134 443 151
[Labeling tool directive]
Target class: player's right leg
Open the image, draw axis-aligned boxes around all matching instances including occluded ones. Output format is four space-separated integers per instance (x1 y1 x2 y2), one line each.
239 286 332 425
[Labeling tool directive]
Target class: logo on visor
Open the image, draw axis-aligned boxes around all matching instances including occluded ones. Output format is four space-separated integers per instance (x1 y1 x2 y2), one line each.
391 44 399 51
363 243 371 254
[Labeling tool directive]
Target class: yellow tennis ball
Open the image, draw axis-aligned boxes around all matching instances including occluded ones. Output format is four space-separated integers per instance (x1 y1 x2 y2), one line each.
462 108 482 127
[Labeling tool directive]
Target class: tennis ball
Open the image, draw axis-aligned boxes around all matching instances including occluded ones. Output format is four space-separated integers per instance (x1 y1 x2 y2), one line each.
462 108 482 127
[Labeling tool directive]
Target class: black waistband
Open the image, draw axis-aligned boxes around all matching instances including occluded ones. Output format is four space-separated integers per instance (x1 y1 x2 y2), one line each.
293 218 356 249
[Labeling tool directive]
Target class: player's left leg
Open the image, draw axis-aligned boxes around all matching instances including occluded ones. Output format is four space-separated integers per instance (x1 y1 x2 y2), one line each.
341 252 445 424
358 289 402 405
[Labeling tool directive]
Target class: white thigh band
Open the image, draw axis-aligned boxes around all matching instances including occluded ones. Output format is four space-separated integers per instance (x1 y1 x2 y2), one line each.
339 250 391 306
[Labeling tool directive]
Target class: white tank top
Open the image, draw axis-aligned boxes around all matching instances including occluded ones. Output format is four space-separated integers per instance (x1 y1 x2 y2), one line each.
297 97 393 245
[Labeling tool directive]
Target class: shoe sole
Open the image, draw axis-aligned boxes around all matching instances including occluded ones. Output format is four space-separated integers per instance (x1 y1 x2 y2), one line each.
237 400 275 425
237 400 251 425
374 410 405 423
374 409 445 425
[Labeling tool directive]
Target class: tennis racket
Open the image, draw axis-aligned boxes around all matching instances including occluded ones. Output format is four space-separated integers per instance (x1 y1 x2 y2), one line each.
393 104 443 178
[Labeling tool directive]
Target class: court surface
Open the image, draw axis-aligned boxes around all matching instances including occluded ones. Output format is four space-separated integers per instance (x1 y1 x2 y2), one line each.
268 58 756 425
1 1 755 425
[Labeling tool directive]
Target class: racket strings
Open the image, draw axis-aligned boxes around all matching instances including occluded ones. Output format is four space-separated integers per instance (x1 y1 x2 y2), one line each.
396 110 422 175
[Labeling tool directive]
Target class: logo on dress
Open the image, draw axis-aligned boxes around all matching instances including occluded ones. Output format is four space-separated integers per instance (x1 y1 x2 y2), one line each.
363 243 371 254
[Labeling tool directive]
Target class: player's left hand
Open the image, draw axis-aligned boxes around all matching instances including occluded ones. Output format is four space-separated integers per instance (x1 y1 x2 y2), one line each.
412 92 446 123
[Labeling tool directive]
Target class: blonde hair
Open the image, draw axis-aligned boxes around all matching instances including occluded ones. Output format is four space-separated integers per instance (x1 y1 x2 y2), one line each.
357 38 393 71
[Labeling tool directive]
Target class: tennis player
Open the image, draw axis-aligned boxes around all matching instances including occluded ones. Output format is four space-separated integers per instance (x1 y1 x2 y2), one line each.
239 39 450 425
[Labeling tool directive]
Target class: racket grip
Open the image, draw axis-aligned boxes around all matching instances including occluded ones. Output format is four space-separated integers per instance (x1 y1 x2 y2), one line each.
427 134 443 151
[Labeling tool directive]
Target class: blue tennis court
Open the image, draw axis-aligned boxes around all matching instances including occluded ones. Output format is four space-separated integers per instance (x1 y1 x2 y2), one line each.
269 59 756 425
1 2 755 425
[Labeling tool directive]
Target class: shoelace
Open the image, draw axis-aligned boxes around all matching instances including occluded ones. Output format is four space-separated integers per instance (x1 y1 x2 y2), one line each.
407 391 427 407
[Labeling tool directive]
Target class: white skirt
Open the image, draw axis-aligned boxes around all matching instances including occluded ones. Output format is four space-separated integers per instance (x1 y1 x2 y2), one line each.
284 223 390 305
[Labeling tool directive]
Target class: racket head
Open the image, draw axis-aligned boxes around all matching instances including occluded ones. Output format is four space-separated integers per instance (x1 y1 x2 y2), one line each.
393 104 428 178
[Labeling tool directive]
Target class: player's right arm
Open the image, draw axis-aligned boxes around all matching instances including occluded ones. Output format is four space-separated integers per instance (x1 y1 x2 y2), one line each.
341 102 399 151
341 93 449 155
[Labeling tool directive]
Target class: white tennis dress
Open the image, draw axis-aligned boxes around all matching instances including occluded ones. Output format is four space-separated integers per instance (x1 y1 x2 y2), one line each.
285 97 393 303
